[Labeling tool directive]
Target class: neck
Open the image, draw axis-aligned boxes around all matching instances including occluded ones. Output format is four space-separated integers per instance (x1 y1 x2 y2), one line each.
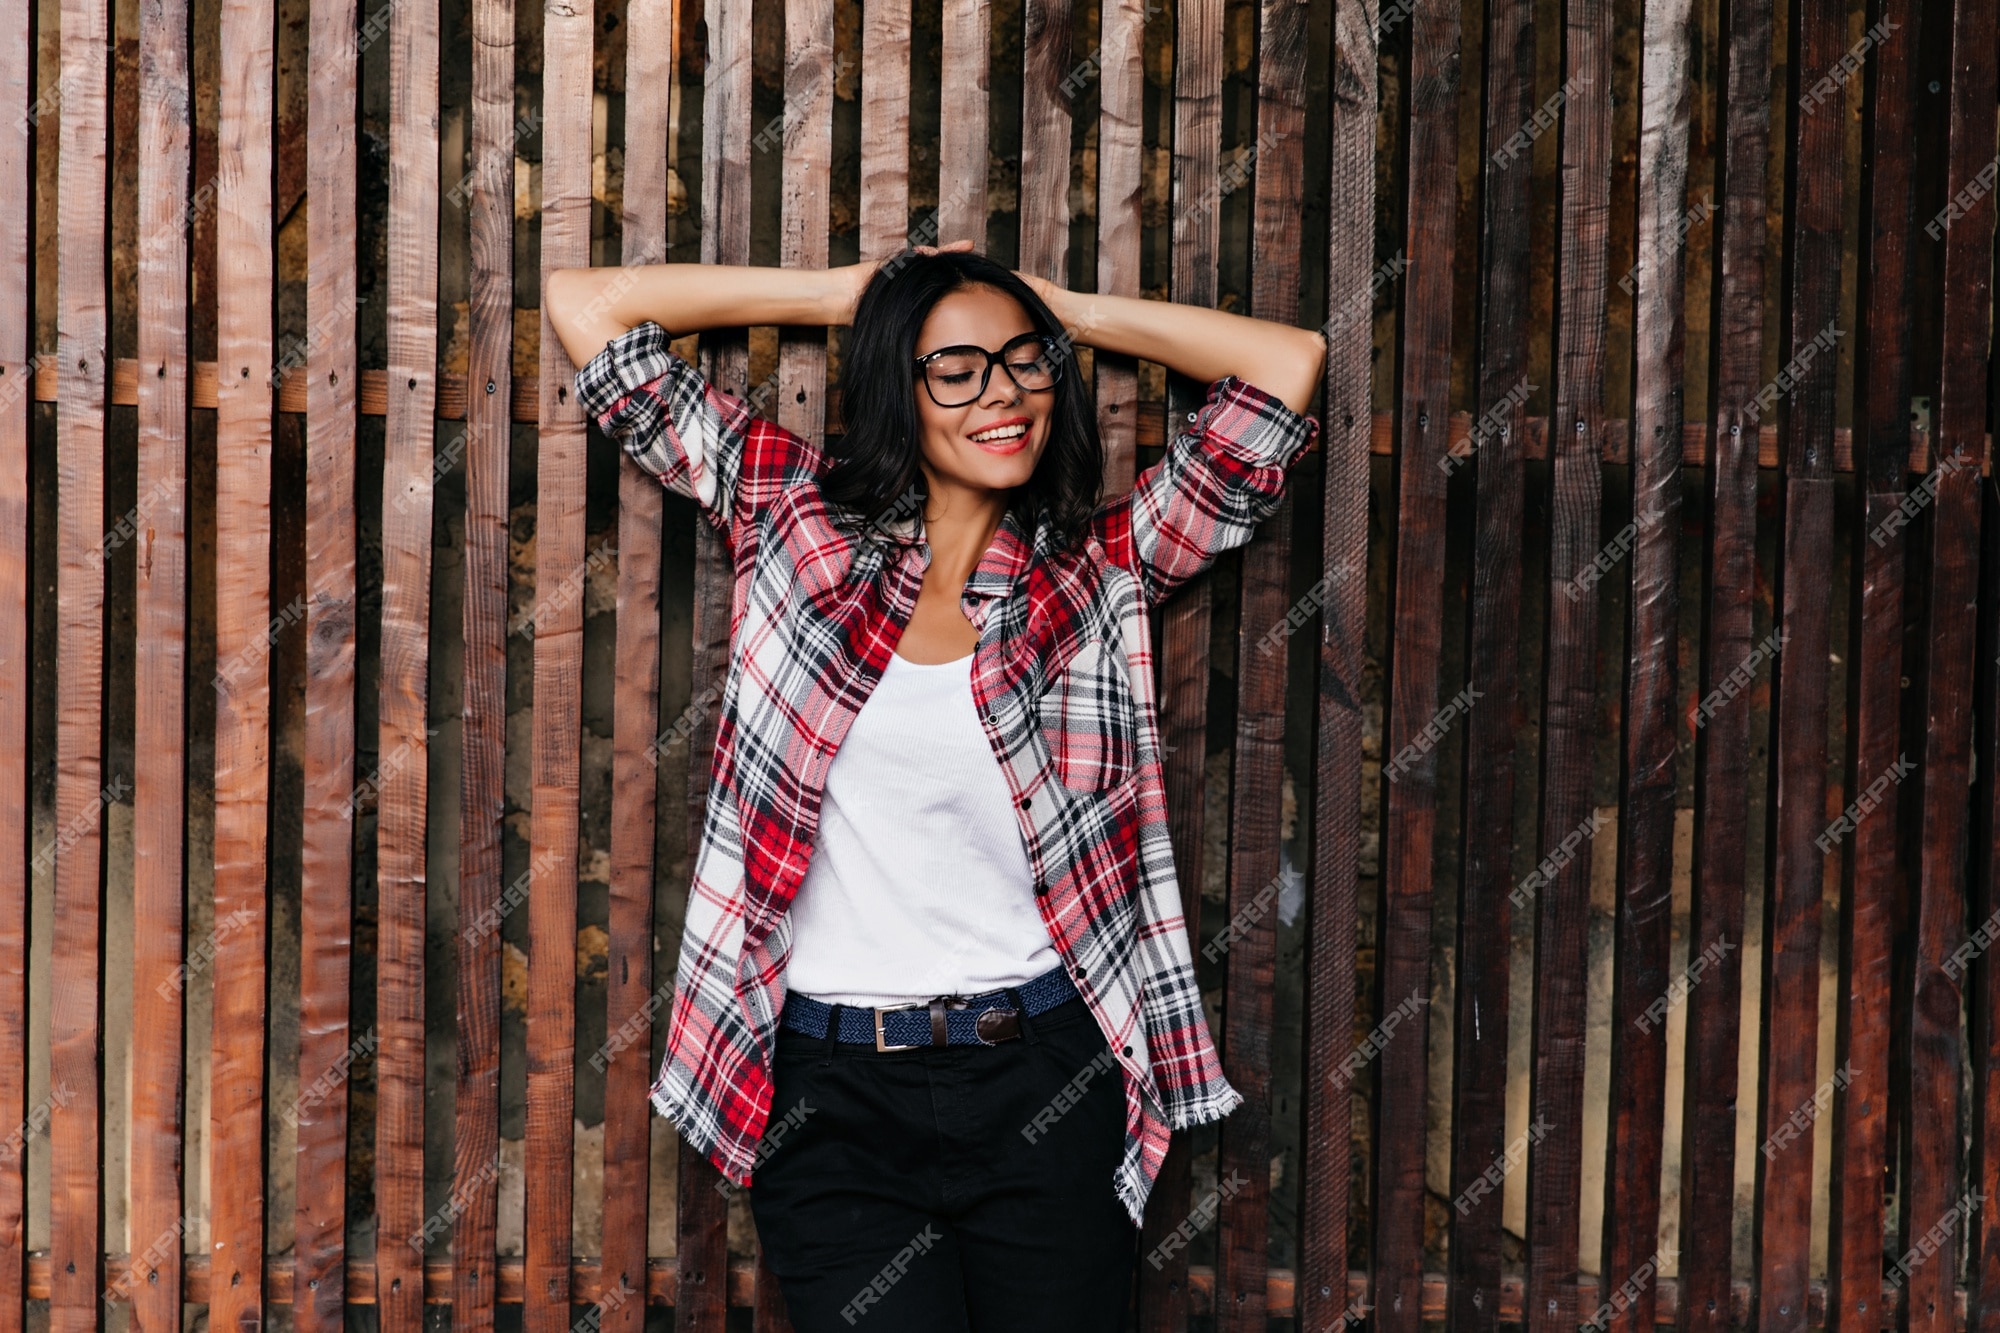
916 465 1012 579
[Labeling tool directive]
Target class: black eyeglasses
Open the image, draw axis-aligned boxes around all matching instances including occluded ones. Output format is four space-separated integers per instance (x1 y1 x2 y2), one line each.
912 332 1064 408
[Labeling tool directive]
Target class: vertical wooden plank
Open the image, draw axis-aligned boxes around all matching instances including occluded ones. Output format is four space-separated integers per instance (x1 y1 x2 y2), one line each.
530 0 591 1317
377 0 439 1314
1676 0 1767 1325
1445 0 1533 1313
298 0 359 1325
1017 0 1069 283
1975 433 2000 1333
938 0 987 245
675 0 744 1319
1091 0 1141 499
454 0 512 1314
857 0 908 264
1369 0 1458 1322
51 0 112 1313
211 0 275 1321
1827 0 1914 1316
0 0 32 1320
601 0 671 1329
1524 0 1610 1323
128 0 191 1319
1754 0 1844 1316
1599 0 1689 1323
1138 0 1225 1317
1212 0 1311 1325
1901 0 1991 1323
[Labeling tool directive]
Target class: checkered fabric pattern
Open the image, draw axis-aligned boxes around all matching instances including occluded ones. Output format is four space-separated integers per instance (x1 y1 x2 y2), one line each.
575 319 1319 1225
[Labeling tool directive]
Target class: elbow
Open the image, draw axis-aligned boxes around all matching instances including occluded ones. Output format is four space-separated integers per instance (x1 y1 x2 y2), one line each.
1276 330 1326 417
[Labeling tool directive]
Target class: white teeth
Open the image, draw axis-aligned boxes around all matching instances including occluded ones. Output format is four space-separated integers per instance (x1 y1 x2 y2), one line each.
970 423 1028 442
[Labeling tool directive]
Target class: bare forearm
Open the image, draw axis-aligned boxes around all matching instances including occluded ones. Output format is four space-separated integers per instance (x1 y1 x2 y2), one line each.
544 262 850 370
1041 285 1326 416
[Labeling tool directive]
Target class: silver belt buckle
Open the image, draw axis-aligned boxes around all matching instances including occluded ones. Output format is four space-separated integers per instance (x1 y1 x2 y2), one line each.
872 1000 925 1052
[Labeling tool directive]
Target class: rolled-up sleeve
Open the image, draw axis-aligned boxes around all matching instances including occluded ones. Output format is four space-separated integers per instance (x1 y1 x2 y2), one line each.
1107 375 1320 607
574 319 822 536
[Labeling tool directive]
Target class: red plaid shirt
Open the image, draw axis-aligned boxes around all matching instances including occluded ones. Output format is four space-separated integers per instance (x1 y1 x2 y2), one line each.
575 319 1319 1224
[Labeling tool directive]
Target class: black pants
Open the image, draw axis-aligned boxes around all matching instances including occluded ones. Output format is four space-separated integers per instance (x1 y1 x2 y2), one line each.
749 995 1137 1331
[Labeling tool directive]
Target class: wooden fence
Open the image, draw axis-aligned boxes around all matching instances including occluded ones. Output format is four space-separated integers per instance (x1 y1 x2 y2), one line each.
4 0 2000 1327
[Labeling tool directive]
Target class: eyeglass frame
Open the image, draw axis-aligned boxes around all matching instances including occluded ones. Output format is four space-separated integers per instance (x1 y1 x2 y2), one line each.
911 331 1065 408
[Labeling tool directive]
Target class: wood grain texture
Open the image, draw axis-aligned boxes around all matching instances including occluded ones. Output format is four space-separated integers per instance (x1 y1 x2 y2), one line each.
938 0 988 245
1975 459 2000 1333
1370 0 1458 1321
453 0 513 1318
1213 0 1311 1324
1677 0 1768 1326
211 0 275 1326
675 0 751 1321
1829 0 1914 1319
1525 0 1611 1324
857 0 909 262
1902 0 1992 1323
52 0 113 1314
1016 0 1070 285
1755 0 1845 1318
1293 0 1373 1322
377 0 440 1317
601 0 672 1331
1599 0 1689 1322
1091 0 1142 498
1445 0 1532 1317
0 0 29 1318
528 0 592 1320
1137 0 1227 1321
129 0 192 1323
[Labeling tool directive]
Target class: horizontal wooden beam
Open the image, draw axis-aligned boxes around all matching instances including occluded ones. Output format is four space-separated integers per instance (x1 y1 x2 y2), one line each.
37 355 1982 476
43 1252 1965 1327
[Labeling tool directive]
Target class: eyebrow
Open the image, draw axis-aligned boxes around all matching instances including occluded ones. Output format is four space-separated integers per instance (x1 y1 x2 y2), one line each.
914 331 1043 358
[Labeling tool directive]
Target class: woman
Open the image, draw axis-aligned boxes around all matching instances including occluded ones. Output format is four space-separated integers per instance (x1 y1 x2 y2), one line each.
545 242 1323 1331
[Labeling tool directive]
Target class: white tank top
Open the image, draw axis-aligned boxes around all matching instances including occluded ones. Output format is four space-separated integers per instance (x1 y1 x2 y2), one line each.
783 649 1061 1008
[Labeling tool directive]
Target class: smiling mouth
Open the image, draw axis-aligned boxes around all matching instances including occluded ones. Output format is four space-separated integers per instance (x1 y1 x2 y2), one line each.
968 419 1032 452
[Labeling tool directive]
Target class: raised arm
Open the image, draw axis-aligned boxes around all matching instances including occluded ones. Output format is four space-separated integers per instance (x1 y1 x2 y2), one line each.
543 261 870 371
1013 273 1328 416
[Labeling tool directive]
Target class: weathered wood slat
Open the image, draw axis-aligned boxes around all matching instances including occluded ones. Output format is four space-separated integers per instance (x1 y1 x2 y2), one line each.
1903 0 1992 1323
1755 0 1846 1321
675 0 750 1322
211 0 276 1328
1214 1 1311 1324
0 0 29 1321
1017 0 1071 287
1370 0 1458 1321
452 0 512 1316
1974 466 2000 1331
1677 0 1769 1327
1138 0 1227 1320
938 0 988 246
128 0 193 1322
1091 0 1141 498
858 0 910 263
376 0 441 1318
1599 0 1690 1324
1445 0 1533 1317
527 0 592 1321
600 0 672 1331
1526 0 1612 1324
1829 0 1916 1319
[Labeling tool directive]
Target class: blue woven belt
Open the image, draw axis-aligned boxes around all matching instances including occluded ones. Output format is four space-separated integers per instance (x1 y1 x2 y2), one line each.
781 963 1079 1049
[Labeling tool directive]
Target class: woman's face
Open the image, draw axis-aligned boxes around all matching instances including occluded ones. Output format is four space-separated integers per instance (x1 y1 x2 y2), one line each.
910 285 1056 499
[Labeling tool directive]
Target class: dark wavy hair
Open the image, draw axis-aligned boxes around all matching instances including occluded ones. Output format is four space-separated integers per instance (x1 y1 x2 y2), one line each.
827 249 1102 554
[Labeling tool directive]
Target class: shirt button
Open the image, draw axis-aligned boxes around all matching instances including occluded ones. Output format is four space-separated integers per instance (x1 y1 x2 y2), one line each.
1074 967 1087 979
1122 1045 1133 1057
1186 411 1197 421
1016 792 1030 808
